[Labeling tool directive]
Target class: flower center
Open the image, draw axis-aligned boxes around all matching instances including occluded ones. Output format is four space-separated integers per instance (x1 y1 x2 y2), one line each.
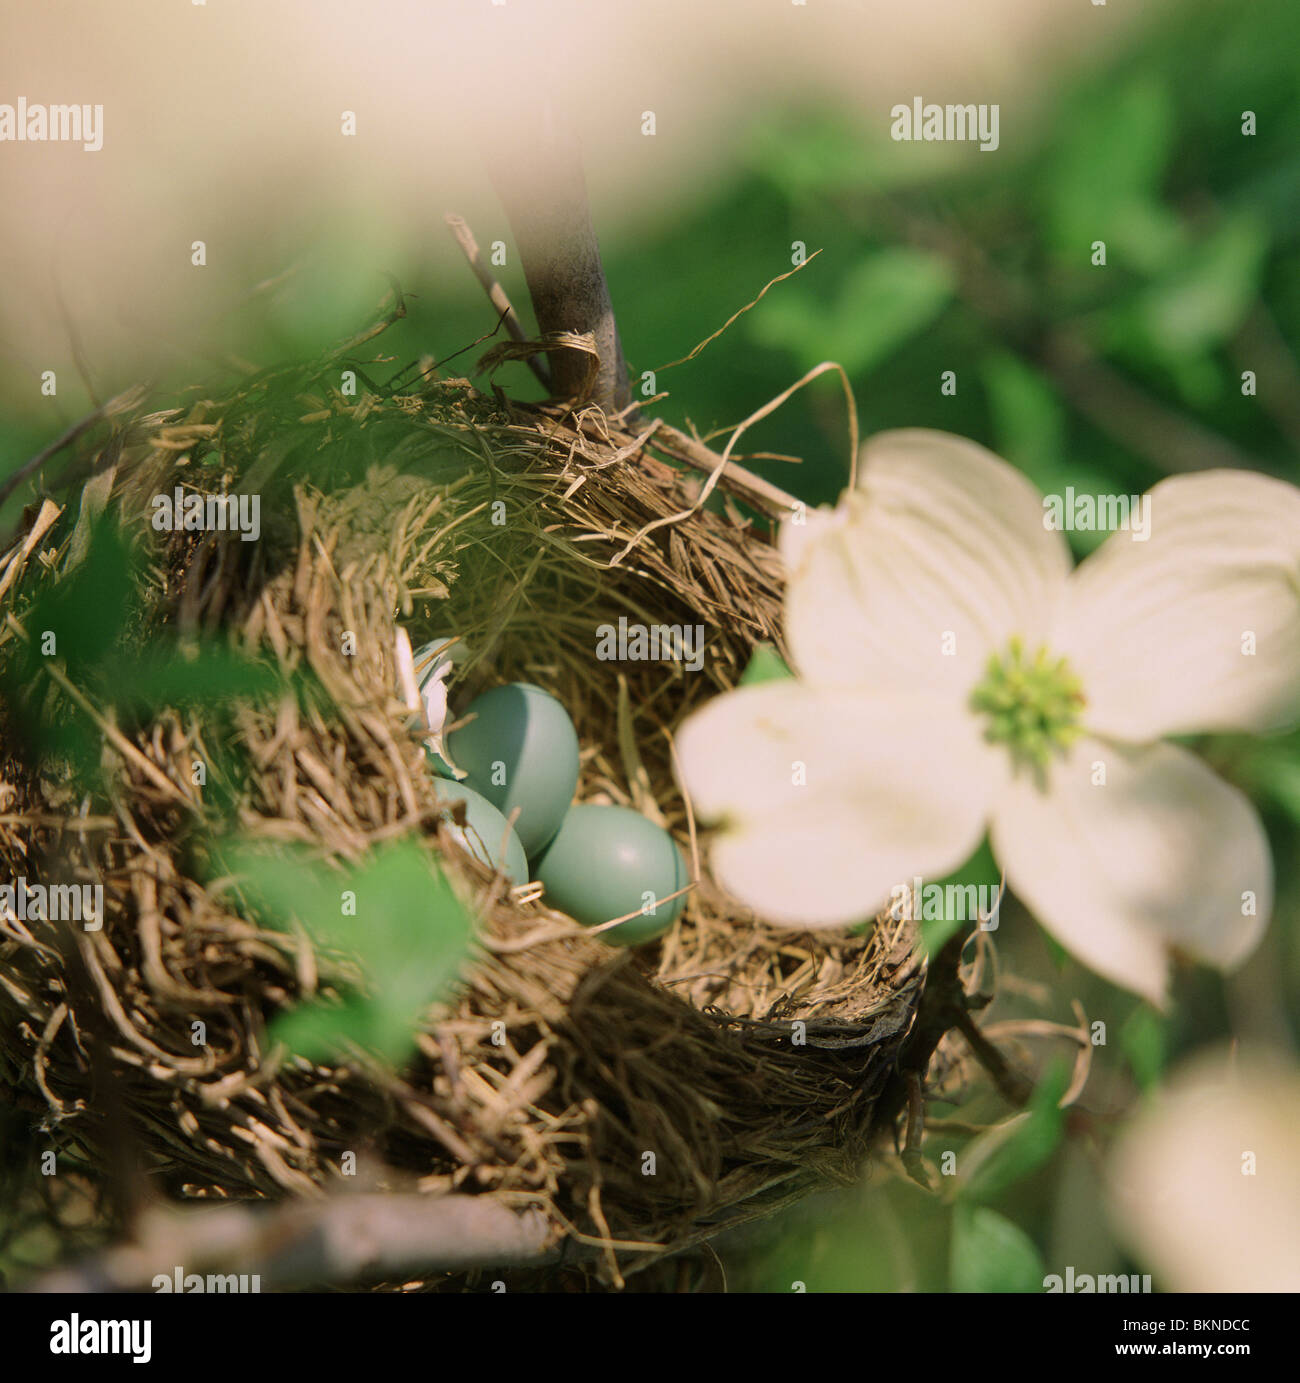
969 636 1086 774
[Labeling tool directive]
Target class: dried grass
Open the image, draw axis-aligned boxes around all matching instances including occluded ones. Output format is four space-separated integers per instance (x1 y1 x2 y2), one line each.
0 355 921 1285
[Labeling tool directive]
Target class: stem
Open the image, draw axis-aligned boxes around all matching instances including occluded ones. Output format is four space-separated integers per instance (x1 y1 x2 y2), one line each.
445 214 553 393
492 101 629 413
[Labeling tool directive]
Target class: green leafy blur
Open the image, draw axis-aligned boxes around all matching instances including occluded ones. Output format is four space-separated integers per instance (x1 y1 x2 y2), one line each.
216 838 473 1065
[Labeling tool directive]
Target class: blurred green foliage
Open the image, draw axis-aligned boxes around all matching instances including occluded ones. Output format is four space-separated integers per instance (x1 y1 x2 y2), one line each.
749 246 955 378
737 641 792 687
217 838 472 1065
959 1061 1069 1206
0 515 280 796
950 1204 1045 1293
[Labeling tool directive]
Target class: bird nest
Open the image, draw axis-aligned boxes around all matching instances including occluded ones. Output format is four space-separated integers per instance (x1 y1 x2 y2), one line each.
0 345 924 1288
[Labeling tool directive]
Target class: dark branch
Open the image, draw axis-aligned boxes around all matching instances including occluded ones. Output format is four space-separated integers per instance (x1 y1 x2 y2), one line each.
491 102 629 413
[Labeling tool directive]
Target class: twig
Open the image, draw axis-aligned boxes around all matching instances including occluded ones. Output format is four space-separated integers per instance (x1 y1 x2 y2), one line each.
1043 334 1256 474
325 273 409 363
27 1194 561 1291
607 361 857 565
446 214 552 392
1230 302 1300 454
0 498 63 604
899 1070 933 1189
4 614 198 813
0 386 147 511
879 196 1258 474
951 1006 1035 1106
651 421 801 518
651 250 824 374
872 928 970 1136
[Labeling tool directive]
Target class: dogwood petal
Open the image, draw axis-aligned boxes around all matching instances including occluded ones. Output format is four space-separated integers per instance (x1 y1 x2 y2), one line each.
991 737 1272 1005
1055 470 1300 740
777 500 850 574
1108 1050 1300 1291
674 679 1002 927
782 430 1073 700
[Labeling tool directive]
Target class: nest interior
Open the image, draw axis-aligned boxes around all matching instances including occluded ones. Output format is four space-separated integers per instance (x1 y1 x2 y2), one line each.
0 348 924 1285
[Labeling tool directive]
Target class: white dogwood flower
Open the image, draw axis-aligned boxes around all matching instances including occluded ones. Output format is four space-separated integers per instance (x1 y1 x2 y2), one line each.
676 430 1300 1003
1108 1048 1300 1291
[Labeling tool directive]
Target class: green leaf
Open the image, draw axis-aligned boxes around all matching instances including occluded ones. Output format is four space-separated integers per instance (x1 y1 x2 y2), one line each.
348 843 473 1015
981 354 1066 477
102 646 281 715
1044 75 1183 271
747 110 875 198
219 841 339 940
980 355 1125 556
19 515 135 683
1225 727 1300 820
739 642 793 687
746 107 928 199
751 248 955 377
961 1060 1070 1203
270 994 415 1064
1129 213 1270 357
218 838 473 1065
0 515 142 781
1120 1006 1167 1093
950 1204 1045 1293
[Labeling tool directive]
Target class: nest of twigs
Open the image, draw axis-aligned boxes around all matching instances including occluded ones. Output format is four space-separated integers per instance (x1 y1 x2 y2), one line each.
0 337 924 1287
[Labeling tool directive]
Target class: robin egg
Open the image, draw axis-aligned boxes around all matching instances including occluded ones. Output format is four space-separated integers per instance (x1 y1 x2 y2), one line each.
433 778 528 883
445 682 580 857
535 804 689 945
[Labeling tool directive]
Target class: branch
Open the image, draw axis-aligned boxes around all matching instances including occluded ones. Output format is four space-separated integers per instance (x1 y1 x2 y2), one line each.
872 927 970 1137
491 101 629 413
445 214 553 392
0 385 147 511
28 1194 560 1292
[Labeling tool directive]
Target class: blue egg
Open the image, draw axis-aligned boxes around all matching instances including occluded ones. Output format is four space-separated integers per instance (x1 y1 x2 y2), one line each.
432 778 528 882
446 683 580 857
535 804 689 946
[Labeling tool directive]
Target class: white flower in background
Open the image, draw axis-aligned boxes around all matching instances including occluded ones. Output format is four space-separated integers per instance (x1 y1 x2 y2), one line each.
1108 1048 1300 1291
676 430 1300 1003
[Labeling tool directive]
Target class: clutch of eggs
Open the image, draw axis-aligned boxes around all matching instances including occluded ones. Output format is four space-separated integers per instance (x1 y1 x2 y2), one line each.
402 644 688 943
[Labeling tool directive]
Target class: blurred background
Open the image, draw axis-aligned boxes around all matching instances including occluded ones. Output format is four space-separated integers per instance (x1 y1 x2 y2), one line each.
3 0 1299 1290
